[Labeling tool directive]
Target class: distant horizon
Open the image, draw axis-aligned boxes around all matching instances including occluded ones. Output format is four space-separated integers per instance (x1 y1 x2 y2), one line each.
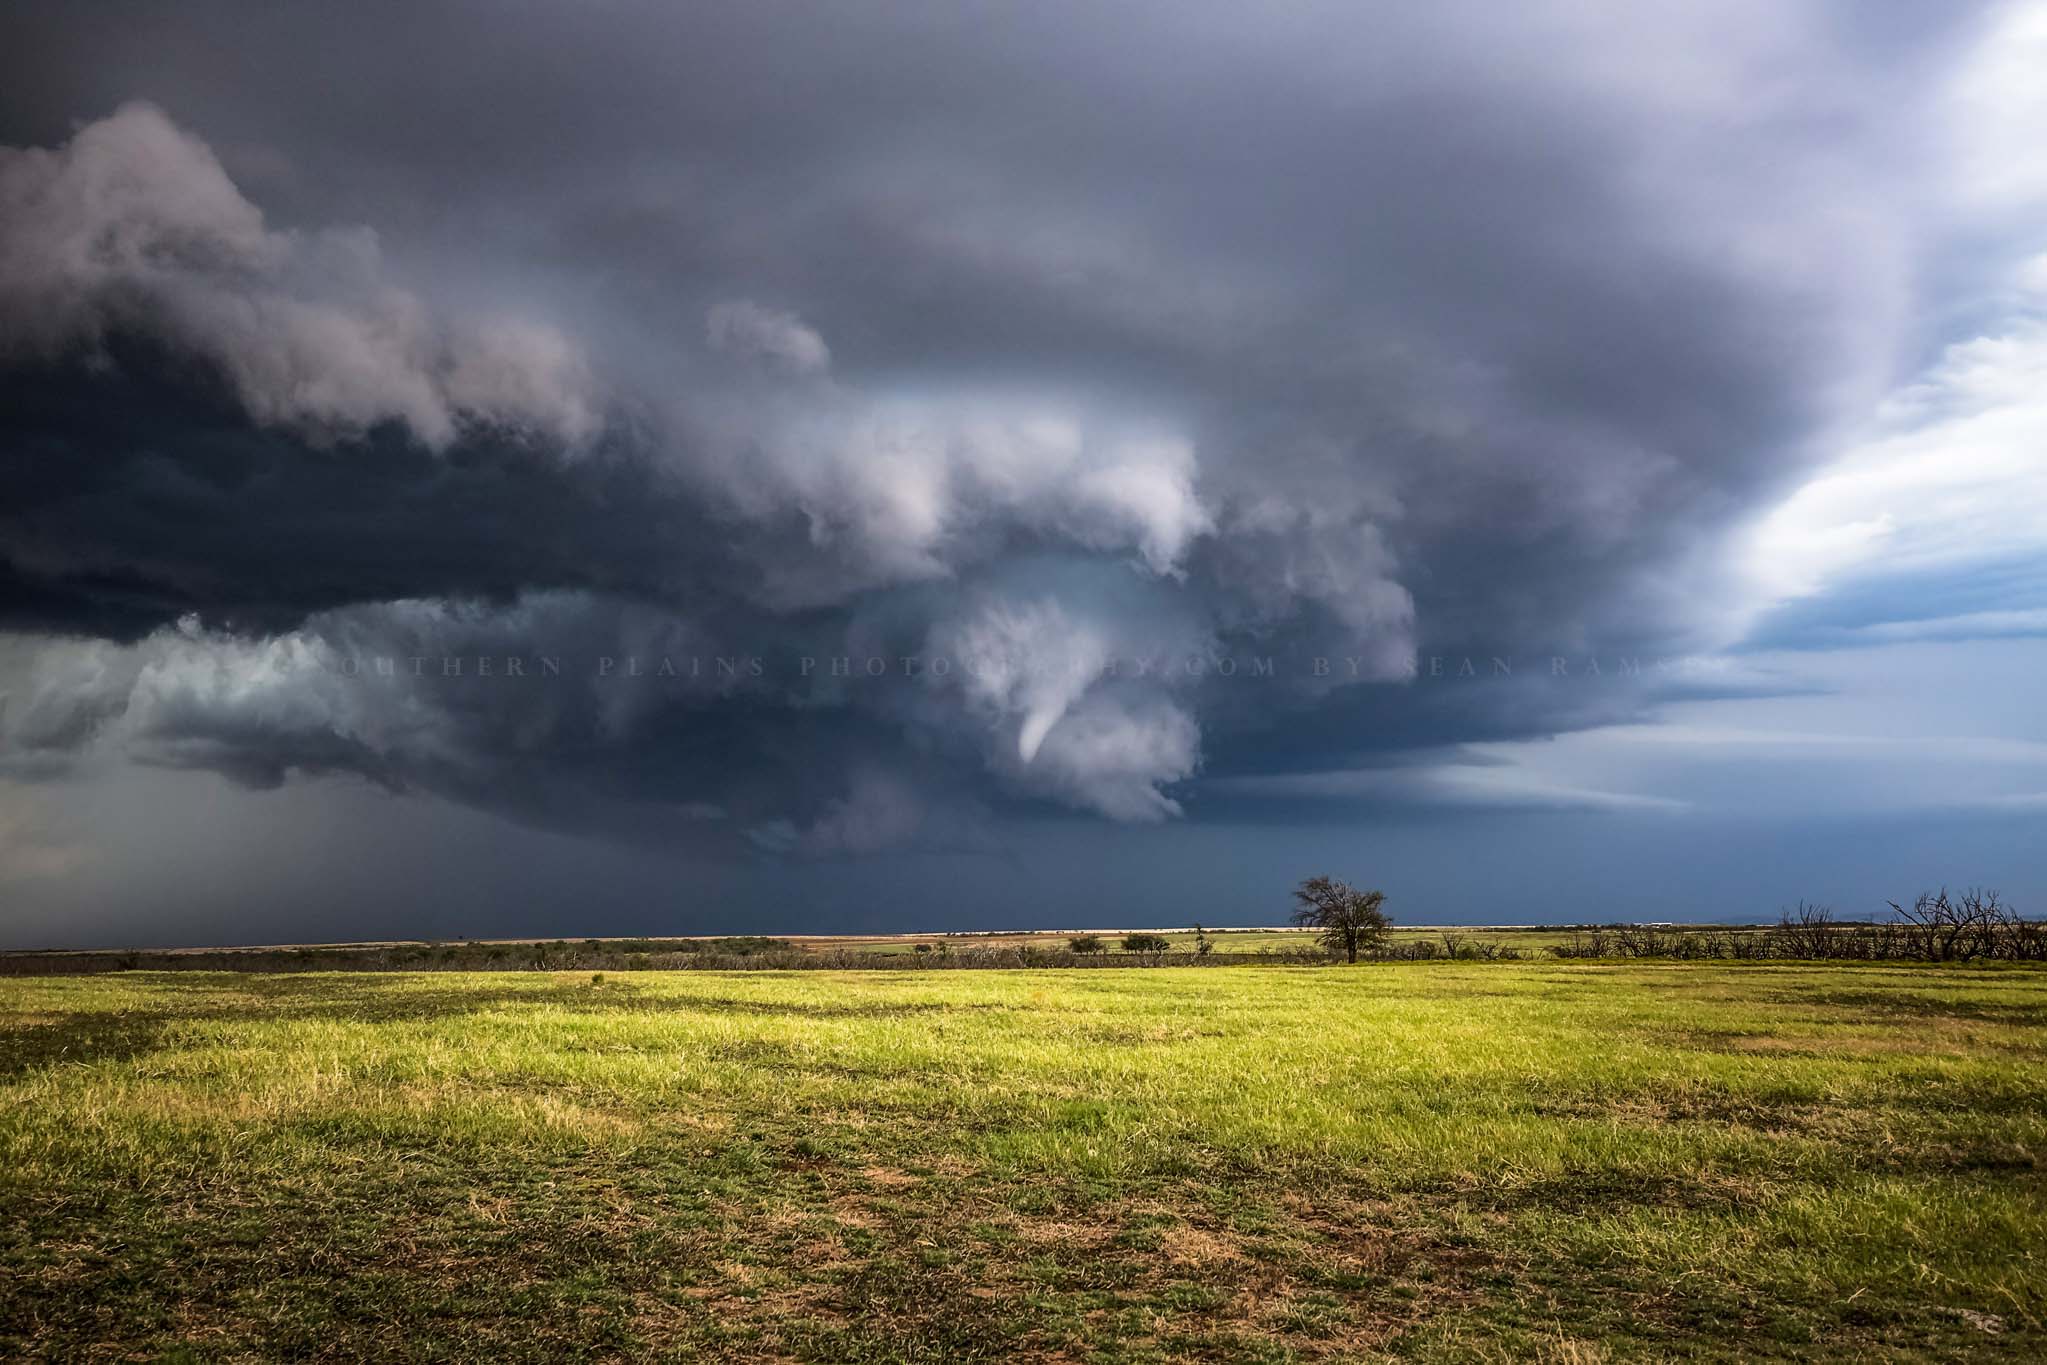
4 910 1996 957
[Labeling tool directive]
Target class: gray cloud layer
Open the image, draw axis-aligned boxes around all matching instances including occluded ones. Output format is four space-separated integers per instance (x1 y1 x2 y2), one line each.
0 1 2014 857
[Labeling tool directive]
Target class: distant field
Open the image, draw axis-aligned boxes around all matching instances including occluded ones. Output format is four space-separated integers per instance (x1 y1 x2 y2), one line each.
0 923 1645 973
809 926 1590 955
815 927 1330 955
5 964 2043 1360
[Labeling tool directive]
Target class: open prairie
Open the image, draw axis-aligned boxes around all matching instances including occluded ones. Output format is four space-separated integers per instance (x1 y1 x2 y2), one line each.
4 963 2044 1361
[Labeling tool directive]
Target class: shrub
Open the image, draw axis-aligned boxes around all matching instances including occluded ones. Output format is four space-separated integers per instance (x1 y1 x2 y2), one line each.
709 936 797 956
1069 934 1104 954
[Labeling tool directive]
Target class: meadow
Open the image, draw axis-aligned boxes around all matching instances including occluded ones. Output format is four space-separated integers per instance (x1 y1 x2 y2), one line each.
3 963 2043 1361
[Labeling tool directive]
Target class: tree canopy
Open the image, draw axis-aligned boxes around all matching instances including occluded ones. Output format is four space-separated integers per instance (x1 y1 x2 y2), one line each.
1291 877 1391 963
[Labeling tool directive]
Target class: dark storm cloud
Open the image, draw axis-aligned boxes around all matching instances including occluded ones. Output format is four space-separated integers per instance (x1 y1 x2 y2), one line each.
0 1 2000 847
0 344 747 638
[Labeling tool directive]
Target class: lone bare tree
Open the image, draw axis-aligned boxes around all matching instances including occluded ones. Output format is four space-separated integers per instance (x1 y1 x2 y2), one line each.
1292 876 1391 963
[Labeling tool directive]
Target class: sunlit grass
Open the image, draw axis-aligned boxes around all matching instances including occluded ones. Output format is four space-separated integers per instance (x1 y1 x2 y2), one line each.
4 963 2043 1359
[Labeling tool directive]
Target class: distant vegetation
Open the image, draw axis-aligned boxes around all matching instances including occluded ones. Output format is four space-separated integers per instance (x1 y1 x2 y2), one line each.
4 888 2041 974
1557 890 2047 961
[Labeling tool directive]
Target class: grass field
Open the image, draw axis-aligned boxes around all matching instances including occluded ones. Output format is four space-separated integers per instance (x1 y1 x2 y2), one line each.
4 964 2043 1361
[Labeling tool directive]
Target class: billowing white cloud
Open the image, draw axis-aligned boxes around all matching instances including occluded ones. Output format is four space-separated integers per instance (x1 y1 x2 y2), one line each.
682 383 1217 605
1209 496 1415 679
1735 264 2047 621
1023 690 1200 822
0 103 600 449
1726 4 2047 640
1946 1 2047 211
923 591 1207 819
937 596 1113 763
0 595 755 791
2 584 1209 831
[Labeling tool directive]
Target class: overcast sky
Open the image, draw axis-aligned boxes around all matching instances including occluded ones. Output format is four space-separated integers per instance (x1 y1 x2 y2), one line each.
3 1 2044 947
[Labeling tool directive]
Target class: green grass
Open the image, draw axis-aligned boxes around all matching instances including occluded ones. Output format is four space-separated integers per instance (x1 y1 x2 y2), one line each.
3 964 2043 1360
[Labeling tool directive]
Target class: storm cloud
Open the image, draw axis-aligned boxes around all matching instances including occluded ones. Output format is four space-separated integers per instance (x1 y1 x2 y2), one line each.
2 1 2043 939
